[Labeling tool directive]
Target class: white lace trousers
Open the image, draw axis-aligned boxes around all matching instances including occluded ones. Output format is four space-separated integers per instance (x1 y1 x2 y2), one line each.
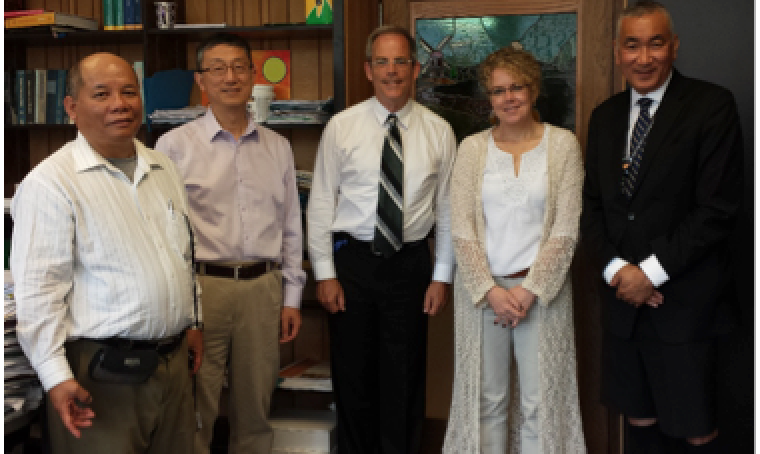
480 276 541 454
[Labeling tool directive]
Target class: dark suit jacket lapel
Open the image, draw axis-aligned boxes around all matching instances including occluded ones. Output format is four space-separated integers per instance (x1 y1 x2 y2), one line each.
630 70 690 198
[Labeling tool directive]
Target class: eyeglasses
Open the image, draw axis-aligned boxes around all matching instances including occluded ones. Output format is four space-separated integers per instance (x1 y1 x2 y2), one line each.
197 60 253 78
369 57 415 68
487 84 529 96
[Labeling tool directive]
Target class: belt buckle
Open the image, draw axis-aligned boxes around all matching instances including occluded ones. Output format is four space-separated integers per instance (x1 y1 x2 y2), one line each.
233 266 240 280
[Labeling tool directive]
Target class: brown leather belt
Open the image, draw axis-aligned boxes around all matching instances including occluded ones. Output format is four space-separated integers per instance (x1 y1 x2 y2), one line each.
194 261 280 280
505 268 530 279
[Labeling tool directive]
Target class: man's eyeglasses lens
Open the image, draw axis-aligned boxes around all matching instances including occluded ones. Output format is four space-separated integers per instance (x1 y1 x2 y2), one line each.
371 58 414 68
201 62 252 77
488 84 527 96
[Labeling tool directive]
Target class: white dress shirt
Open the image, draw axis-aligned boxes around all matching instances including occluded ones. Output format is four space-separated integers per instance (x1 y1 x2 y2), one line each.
11 133 198 391
483 126 548 275
603 71 673 288
308 97 457 282
155 110 306 308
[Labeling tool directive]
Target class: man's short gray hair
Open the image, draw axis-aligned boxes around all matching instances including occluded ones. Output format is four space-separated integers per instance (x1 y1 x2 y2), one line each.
616 1 675 41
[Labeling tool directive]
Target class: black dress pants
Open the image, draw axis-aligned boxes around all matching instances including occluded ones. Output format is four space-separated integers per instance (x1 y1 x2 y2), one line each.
329 234 432 454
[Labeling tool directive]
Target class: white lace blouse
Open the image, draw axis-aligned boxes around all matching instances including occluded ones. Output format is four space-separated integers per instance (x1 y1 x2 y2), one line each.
483 125 548 276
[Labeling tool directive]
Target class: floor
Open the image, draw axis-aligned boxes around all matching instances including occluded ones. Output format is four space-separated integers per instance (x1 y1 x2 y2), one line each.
7 416 448 454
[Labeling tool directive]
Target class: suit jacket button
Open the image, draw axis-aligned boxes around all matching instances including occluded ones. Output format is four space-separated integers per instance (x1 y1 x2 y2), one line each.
628 213 635 221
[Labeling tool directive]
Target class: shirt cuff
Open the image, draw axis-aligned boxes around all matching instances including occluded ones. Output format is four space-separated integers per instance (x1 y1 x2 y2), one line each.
603 257 629 285
312 259 337 282
639 255 669 287
432 263 455 284
283 283 303 309
36 354 75 392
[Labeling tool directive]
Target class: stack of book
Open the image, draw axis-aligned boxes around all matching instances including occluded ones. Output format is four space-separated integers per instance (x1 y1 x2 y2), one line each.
4 271 44 425
4 69 69 125
266 99 334 125
278 358 332 392
4 10 98 32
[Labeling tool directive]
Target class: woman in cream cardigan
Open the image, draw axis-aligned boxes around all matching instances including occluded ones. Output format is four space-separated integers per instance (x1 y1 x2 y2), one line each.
443 45 586 454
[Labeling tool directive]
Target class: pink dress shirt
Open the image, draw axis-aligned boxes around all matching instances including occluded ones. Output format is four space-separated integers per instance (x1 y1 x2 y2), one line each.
155 109 306 308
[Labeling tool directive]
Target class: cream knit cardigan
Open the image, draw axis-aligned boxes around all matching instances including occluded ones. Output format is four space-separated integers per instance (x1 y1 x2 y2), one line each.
443 124 587 454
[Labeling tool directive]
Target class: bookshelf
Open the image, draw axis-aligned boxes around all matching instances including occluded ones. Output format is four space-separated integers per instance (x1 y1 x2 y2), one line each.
4 0 353 199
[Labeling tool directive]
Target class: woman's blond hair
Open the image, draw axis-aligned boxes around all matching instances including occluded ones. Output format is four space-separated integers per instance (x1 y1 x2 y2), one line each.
479 44 542 123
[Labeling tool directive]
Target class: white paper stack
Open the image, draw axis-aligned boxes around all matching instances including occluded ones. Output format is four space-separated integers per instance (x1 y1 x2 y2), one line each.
4 271 43 424
270 409 336 454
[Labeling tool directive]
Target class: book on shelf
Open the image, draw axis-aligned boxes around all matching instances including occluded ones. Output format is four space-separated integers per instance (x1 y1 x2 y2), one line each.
24 70 34 125
103 0 115 30
14 70 25 125
34 69 47 124
45 70 57 124
114 0 125 30
8 69 69 125
4 10 45 19
4 11 98 31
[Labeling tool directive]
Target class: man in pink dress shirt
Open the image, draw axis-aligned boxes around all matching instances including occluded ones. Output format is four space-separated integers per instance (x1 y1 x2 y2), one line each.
155 33 306 454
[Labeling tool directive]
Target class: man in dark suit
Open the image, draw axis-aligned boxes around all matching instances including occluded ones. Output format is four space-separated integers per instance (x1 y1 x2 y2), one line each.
581 2 743 453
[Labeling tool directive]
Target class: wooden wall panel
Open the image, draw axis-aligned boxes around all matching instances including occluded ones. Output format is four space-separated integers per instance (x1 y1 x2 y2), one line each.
319 38 334 98
241 0 261 26
185 0 207 25
290 39 320 100
289 0 306 24
268 0 288 24
290 128 321 172
344 0 377 107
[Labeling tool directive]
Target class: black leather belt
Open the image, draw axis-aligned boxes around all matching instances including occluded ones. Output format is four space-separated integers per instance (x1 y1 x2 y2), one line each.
194 261 279 280
81 331 185 355
333 232 428 252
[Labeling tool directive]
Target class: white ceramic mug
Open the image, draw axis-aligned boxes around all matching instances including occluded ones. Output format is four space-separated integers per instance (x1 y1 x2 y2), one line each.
251 84 275 123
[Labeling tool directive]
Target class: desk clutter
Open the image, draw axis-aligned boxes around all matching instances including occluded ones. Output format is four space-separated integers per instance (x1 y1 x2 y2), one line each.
4 270 43 426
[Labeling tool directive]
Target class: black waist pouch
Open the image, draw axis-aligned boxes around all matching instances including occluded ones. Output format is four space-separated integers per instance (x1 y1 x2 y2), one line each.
88 347 160 384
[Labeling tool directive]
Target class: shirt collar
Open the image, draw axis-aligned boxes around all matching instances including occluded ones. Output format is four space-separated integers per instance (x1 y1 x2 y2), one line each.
370 97 413 130
631 70 672 108
73 132 161 174
200 107 259 143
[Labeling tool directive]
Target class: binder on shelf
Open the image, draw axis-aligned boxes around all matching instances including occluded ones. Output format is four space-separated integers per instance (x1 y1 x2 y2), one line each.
134 0 142 30
24 70 34 125
54 70 67 124
144 69 194 121
14 70 26 125
103 0 115 30
45 70 57 124
115 0 125 30
4 11 98 31
34 69 47 124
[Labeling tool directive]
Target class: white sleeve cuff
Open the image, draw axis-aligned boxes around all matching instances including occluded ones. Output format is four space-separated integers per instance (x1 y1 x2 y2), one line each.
603 257 629 284
312 260 337 282
432 263 455 284
639 255 669 287
36 354 74 392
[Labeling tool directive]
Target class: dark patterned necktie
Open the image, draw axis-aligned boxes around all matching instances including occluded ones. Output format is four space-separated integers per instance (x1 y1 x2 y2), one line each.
372 113 403 258
622 97 654 198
